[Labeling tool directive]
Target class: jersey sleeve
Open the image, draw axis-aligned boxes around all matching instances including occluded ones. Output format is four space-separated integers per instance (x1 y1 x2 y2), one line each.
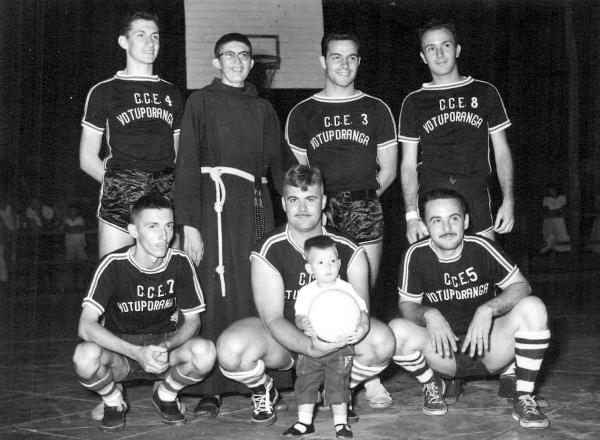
397 92 421 143
81 83 108 133
174 252 206 315
285 101 309 158
171 87 184 134
397 244 425 303
486 84 511 133
82 257 117 315
375 99 398 150
476 238 520 290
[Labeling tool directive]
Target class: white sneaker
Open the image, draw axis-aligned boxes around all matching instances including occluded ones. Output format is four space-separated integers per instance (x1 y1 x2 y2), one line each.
364 380 393 409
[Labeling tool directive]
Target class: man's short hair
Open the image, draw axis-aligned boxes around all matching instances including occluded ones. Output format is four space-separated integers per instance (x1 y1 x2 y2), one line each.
130 193 172 223
419 188 469 217
283 164 324 193
417 19 458 49
214 33 253 58
121 11 159 37
304 235 337 255
321 32 360 57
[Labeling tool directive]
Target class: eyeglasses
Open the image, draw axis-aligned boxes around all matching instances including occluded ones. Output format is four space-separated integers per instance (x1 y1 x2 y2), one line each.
218 51 252 62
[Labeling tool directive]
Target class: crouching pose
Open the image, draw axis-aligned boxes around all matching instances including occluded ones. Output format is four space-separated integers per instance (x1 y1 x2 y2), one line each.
215 165 395 433
73 194 216 432
389 188 550 429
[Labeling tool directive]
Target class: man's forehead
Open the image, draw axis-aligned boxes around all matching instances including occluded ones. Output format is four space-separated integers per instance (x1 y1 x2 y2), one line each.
137 208 173 222
425 198 463 215
284 184 322 196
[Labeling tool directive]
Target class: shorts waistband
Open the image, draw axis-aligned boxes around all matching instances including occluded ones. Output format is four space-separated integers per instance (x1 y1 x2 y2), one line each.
326 188 378 200
421 173 487 185
109 167 174 178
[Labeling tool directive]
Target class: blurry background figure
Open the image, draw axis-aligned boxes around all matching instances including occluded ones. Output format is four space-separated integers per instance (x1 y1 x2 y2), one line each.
63 204 87 262
541 185 572 253
0 194 17 288
585 192 600 253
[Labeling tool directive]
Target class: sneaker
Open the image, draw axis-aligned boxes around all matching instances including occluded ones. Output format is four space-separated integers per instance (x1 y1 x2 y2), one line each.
347 398 359 423
423 376 447 415
250 376 279 425
100 403 127 432
152 392 186 426
335 423 353 438
443 378 464 405
283 421 315 436
498 374 516 400
512 394 549 429
193 395 221 418
364 380 394 409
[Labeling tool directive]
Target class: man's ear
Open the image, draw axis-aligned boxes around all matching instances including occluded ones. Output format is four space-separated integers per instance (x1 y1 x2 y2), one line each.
419 51 427 64
212 58 222 71
118 35 128 50
456 44 461 58
127 223 138 239
319 55 326 70
464 213 469 230
321 194 327 210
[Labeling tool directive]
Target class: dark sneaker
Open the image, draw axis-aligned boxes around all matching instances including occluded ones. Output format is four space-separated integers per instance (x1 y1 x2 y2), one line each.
347 398 359 423
498 374 516 399
335 424 353 438
443 378 464 405
250 376 279 425
152 391 186 426
512 394 549 429
100 403 127 432
193 395 221 418
283 421 315 436
423 376 447 415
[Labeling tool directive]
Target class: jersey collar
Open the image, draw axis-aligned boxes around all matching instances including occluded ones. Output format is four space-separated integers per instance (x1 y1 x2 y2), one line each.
428 238 464 263
127 246 172 273
115 70 160 82
285 224 329 257
422 76 473 91
312 91 364 103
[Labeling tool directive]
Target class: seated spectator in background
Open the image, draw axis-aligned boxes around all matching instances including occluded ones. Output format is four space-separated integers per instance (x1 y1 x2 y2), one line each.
541 185 571 253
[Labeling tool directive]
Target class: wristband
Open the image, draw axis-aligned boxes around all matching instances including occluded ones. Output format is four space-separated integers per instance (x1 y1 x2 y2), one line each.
405 211 420 221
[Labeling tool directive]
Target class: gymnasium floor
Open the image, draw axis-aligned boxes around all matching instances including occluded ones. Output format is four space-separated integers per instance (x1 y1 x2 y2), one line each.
1 260 599 439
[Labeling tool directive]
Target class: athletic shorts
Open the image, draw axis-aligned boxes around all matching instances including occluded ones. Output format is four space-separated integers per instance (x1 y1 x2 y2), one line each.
116 332 175 382
438 335 492 379
98 168 174 232
294 346 354 405
419 175 493 236
325 189 383 245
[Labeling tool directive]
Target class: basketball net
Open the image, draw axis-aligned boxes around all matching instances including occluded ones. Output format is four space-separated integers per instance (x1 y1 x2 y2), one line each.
248 55 280 98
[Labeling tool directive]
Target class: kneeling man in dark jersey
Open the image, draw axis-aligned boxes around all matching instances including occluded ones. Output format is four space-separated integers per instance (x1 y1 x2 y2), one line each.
389 188 550 429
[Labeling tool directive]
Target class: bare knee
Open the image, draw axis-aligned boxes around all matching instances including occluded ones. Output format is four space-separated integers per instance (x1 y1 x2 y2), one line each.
512 295 548 330
388 318 424 355
189 338 216 375
217 326 253 370
73 341 103 377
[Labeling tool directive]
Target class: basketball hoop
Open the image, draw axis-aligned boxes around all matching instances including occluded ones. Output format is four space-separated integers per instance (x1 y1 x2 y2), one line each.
248 54 280 97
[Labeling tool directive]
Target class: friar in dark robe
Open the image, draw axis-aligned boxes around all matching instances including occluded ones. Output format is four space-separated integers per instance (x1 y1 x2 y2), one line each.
173 33 285 416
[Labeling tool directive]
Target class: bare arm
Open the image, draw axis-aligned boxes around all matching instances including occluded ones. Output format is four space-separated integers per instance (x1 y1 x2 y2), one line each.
182 225 204 266
162 312 201 351
78 306 169 373
346 249 371 342
79 127 105 183
173 132 180 160
491 130 515 234
252 257 345 357
462 271 531 356
376 144 398 197
400 141 428 243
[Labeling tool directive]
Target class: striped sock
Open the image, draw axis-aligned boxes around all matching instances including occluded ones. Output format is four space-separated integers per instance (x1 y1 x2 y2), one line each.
79 370 124 408
515 329 550 394
220 359 267 389
157 366 203 402
393 352 434 384
350 360 386 389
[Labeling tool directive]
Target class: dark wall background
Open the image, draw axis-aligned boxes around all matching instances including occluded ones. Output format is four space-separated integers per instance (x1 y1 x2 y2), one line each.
1 0 599 253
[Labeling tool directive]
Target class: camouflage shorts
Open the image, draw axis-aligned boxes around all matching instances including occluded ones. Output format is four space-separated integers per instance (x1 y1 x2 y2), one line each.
98 168 174 232
325 189 383 245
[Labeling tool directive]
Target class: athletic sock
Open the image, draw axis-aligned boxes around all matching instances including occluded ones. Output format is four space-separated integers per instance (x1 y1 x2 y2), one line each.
350 360 386 389
393 352 434 384
220 359 267 389
157 366 203 402
79 370 125 408
515 329 551 394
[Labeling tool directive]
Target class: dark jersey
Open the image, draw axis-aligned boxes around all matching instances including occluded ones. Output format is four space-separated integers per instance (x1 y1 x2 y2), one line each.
82 247 205 334
81 71 183 172
285 92 397 193
398 77 510 178
398 235 520 335
251 224 364 323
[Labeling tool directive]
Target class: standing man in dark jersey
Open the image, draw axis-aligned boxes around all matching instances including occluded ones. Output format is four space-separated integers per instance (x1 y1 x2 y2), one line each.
399 20 514 243
285 32 397 409
174 33 283 417
389 189 550 429
80 11 183 258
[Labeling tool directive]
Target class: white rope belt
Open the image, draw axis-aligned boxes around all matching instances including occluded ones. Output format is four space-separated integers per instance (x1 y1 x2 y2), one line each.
201 166 268 297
